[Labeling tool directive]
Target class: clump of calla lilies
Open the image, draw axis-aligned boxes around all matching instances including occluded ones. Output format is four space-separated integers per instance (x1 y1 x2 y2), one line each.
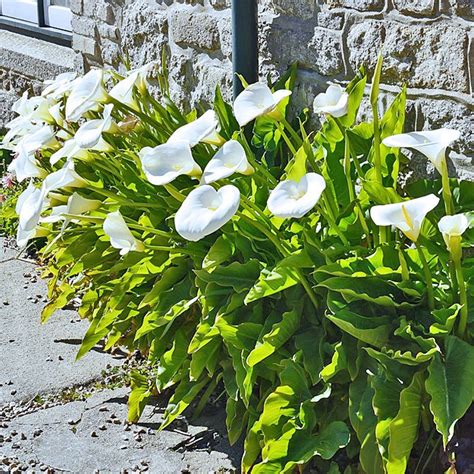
2 56 473 473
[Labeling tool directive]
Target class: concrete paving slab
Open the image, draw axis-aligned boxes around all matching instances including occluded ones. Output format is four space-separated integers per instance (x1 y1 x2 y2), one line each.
0 388 239 473
0 239 123 405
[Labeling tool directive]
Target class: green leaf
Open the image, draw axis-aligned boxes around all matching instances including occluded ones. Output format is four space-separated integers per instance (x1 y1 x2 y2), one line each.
245 265 299 304
425 335 474 447
326 307 391 349
285 145 307 181
128 371 151 423
202 235 235 270
321 342 347 382
370 53 383 107
195 260 261 293
226 397 248 445
254 421 351 473
247 310 300 367
387 370 426 474
319 276 415 308
349 375 382 474
295 329 325 385
160 373 209 430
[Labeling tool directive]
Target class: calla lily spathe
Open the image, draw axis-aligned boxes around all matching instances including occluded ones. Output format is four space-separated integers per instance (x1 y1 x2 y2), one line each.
233 83 292 127
267 173 326 219
168 110 222 147
370 194 440 242
8 143 45 183
175 185 240 242
103 210 144 255
50 139 91 165
109 65 150 109
43 162 87 194
42 72 77 99
313 84 349 118
75 104 117 149
201 140 253 184
139 141 201 185
16 182 47 248
438 214 470 252
66 69 108 122
43 193 101 231
382 129 461 173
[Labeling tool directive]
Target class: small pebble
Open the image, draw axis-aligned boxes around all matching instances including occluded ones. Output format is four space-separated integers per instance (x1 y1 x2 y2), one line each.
119 445 127 450
90 431 98 438
98 424 107 431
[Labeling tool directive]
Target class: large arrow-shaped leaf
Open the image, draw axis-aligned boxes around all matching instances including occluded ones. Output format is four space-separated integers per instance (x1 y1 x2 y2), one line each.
426 335 474 447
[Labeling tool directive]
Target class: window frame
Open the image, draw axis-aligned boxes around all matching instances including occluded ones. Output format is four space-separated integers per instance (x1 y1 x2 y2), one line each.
0 0 72 47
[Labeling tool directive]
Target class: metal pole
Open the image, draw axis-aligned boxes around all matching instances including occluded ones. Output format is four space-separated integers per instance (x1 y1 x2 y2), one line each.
232 0 259 100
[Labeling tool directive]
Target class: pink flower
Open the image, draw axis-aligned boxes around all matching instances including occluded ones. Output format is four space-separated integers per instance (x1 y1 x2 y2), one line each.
1 173 15 189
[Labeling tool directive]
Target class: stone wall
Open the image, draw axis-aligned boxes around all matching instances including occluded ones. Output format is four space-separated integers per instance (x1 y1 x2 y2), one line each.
69 0 473 175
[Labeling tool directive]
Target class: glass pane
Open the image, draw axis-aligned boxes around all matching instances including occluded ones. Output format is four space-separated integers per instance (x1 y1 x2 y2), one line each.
1 0 38 24
45 0 71 31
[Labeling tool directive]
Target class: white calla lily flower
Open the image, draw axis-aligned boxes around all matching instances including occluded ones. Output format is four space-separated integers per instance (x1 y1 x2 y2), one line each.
109 65 150 109
16 183 48 248
267 173 326 219
202 140 254 184
438 214 470 252
75 104 117 149
50 139 91 165
42 72 77 98
175 185 240 242
382 129 461 173
103 210 144 255
43 162 87 194
8 143 45 182
48 102 64 126
168 110 222 147
43 193 101 229
66 69 108 122
370 194 440 242
17 124 56 154
139 141 201 185
313 84 349 118
233 82 292 127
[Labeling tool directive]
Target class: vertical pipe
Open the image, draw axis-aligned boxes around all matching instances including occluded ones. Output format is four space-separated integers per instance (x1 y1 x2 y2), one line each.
232 0 259 100
37 0 46 27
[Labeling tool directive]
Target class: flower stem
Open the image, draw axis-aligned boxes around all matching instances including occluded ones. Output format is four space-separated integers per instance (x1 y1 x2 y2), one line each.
415 242 435 311
454 256 468 339
126 222 171 239
146 244 204 258
372 111 383 185
344 133 355 202
278 124 297 155
440 159 455 215
90 187 162 209
239 131 277 186
318 198 349 246
280 116 303 149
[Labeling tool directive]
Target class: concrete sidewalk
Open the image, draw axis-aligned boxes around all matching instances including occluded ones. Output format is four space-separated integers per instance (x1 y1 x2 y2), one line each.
0 238 240 473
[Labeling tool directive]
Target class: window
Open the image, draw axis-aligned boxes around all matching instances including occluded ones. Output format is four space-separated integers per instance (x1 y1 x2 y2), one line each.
0 0 72 45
